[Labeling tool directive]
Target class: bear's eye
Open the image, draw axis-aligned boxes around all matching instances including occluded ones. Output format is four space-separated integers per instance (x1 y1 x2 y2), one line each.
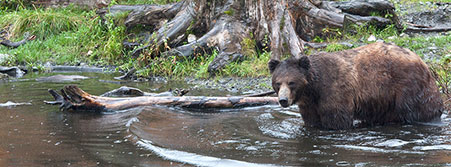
275 82 281 87
288 81 295 86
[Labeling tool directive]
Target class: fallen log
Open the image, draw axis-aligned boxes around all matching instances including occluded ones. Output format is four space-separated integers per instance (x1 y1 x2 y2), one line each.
0 32 36 48
46 85 279 112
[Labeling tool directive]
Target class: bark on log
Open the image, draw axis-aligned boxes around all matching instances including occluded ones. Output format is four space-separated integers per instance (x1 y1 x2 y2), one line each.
46 85 278 112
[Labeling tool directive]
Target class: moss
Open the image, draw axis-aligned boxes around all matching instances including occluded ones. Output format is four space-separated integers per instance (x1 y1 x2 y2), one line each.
324 43 351 52
240 36 257 57
224 10 234 16
279 15 285 31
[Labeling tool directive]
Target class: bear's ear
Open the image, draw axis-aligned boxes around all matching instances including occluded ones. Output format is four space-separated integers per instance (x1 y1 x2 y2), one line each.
268 59 280 74
298 56 310 70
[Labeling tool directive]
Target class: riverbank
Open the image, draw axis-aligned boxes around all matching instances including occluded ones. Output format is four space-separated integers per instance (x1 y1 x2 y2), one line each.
0 0 449 77
0 0 450 105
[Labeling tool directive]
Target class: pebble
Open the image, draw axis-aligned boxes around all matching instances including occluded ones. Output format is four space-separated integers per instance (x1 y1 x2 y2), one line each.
187 34 197 43
0 53 10 64
367 35 376 42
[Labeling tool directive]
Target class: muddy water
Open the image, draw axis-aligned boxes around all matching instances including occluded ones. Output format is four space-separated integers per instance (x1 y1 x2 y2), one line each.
0 72 450 166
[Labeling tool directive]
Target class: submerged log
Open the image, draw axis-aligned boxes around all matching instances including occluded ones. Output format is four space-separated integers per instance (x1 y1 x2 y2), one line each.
46 85 278 112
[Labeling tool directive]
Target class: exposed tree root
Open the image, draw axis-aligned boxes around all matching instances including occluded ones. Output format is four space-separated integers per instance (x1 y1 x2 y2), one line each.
100 0 449 73
45 85 278 112
129 1 199 58
0 32 36 48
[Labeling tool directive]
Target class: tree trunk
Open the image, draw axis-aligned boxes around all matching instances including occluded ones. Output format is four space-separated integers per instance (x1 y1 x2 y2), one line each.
104 0 450 73
46 85 278 112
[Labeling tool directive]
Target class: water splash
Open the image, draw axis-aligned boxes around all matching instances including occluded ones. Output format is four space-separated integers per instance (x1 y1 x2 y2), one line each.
0 101 31 107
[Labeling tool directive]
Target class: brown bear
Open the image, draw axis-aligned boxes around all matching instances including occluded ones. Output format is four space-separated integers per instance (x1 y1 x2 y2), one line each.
268 42 443 130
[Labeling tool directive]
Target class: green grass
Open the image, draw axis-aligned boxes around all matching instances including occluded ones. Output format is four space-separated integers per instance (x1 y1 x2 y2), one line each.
222 52 271 77
311 23 450 61
0 6 83 39
0 6 129 68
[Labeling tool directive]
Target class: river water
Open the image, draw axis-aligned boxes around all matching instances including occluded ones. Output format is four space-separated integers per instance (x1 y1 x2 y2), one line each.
0 72 450 166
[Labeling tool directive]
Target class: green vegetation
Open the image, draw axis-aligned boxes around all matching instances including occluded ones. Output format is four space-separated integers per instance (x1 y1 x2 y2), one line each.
0 2 272 78
0 5 128 68
224 10 234 16
222 52 271 77
0 0 449 87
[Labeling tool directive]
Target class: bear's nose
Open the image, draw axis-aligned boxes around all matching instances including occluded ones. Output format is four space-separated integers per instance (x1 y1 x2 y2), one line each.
279 97 289 108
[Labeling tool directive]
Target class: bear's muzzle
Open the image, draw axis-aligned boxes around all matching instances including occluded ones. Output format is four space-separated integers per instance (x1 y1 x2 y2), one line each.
278 85 292 108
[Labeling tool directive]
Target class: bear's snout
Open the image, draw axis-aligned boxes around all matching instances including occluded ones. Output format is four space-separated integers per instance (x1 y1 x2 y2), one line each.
279 97 289 107
277 85 292 108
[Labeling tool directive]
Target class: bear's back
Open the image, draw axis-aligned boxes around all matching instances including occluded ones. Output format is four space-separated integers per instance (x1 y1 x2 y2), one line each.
307 42 442 126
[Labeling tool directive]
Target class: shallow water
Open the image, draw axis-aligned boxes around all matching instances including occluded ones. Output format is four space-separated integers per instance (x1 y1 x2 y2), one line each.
0 72 450 166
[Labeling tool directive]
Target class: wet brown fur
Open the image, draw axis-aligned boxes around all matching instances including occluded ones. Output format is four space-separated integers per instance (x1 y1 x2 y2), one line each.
269 42 444 130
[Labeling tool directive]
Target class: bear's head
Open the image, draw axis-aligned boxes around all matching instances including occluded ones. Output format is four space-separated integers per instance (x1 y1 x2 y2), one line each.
268 56 311 108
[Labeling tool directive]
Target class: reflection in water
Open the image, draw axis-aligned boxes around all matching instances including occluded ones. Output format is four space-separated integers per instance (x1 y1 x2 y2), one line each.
128 105 451 166
0 72 450 166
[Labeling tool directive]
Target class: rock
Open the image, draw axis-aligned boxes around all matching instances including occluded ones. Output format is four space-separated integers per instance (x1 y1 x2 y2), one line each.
114 68 137 80
367 35 376 42
427 46 438 50
36 75 89 82
0 66 25 78
0 54 10 64
0 73 8 79
187 34 197 43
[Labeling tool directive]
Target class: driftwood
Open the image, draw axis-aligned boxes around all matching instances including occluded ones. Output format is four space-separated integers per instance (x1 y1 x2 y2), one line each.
45 85 278 112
